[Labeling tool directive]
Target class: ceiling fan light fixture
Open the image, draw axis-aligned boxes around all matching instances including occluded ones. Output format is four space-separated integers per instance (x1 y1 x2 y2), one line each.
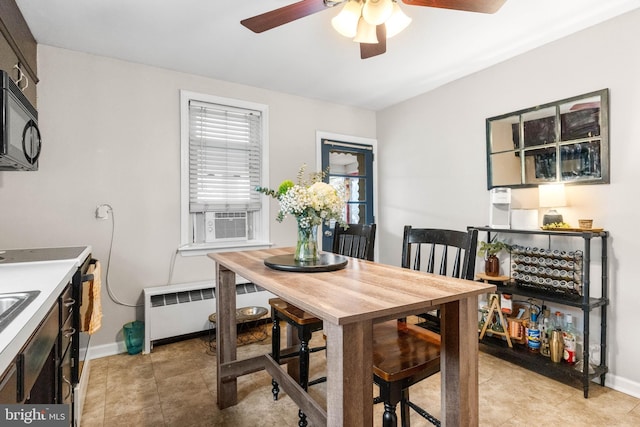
331 0 362 38
385 2 412 38
353 16 378 44
362 0 393 26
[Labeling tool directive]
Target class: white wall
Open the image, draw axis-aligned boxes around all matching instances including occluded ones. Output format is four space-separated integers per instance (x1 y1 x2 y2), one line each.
376 9 640 396
1 7 638 398
0 45 376 349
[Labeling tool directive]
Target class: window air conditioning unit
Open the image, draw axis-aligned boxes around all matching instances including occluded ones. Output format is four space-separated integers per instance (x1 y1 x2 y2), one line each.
205 211 247 242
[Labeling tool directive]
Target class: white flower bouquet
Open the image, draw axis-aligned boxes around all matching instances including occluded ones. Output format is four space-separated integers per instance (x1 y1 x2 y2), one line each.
257 164 347 261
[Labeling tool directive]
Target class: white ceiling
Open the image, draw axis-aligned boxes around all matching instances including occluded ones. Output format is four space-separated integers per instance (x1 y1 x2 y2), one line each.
15 0 640 111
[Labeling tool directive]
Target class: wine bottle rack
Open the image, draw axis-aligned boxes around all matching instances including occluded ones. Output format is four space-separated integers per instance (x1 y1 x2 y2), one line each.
510 244 584 296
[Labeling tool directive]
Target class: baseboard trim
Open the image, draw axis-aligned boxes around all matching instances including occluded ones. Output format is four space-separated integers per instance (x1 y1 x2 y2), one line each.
605 373 640 399
85 341 128 359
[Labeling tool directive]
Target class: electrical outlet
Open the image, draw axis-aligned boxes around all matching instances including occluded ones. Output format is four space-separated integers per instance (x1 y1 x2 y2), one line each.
95 204 110 220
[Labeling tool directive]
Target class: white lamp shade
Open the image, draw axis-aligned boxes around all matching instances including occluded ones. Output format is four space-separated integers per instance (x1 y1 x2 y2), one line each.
353 17 378 43
331 0 362 38
362 0 393 26
385 3 411 38
538 183 567 208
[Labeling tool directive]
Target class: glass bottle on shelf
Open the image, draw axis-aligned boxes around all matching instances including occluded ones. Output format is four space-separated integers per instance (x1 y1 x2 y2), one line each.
527 312 540 353
554 311 564 332
478 308 487 331
537 307 545 329
538 308 546 329
491 316 505 333
576 344 599 374
540 316 551 357
563 314 577 365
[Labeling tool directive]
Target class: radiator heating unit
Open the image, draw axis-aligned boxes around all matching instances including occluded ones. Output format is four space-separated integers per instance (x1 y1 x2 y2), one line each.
143 280 272 353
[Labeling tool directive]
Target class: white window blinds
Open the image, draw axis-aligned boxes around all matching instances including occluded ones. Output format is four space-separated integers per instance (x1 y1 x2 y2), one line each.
189 100 262 212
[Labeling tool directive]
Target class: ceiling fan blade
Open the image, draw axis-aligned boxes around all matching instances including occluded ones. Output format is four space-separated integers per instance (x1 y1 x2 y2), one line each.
401 0 506 14
241 0 333 33
360 25 387 60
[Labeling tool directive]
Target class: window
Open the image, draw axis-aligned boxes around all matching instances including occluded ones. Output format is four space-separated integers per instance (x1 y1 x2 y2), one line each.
180 91 270 254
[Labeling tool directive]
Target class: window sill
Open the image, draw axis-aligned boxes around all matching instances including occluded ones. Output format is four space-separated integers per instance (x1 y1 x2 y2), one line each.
178 241 273 257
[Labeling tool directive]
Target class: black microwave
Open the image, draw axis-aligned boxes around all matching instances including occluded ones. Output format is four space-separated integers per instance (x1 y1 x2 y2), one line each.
0 70 41 171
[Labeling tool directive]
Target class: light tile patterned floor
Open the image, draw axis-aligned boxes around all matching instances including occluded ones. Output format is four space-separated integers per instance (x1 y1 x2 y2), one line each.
80 325 640 426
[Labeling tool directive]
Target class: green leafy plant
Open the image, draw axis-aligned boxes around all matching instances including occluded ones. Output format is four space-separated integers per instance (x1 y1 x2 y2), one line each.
478 240 511 258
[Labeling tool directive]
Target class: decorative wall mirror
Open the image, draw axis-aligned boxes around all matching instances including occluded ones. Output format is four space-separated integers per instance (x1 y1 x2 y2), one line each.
486 89 609 189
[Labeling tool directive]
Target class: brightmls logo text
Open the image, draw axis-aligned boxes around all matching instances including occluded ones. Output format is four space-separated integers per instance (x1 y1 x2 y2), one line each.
5 408 47 424
1 405 68 426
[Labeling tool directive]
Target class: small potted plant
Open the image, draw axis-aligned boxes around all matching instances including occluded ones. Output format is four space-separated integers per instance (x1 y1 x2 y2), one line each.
478 239 511 277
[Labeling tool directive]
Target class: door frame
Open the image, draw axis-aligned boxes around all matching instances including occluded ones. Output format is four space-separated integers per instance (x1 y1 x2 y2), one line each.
316 131 378 258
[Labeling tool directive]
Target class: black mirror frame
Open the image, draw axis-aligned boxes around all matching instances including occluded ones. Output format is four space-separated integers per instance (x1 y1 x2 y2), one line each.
486 89 609 189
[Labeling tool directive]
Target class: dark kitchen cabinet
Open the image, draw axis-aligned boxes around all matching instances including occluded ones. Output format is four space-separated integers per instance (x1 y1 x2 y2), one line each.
58 284 75 410
23 302 58 404
0 360 19 403
0 249 91 427
0 0 38 106
24 344 57 404
0 286 74 408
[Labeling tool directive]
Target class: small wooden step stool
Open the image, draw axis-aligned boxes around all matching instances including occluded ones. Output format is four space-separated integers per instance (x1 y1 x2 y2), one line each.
477 274 513 348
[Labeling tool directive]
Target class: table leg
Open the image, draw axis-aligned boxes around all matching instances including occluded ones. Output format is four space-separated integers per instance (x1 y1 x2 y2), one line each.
325 320 373 427
440 296 479 426
216 264 238 409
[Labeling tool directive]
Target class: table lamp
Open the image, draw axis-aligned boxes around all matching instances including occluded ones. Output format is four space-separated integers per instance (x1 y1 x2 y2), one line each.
539 183 566 225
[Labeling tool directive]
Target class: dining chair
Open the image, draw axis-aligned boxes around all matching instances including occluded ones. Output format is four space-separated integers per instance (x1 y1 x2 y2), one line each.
269 223 376 426
331 223 376 262
401 226 478 333
371 226 478 427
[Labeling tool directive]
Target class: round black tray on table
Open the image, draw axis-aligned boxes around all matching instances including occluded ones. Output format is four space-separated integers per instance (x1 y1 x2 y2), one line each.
264 253 348 272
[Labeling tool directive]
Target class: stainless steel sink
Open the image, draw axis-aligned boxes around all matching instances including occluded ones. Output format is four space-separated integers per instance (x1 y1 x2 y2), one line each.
0 291 40 333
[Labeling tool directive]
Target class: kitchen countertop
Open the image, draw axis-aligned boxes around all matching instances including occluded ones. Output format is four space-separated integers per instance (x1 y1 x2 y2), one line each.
0 246 91 374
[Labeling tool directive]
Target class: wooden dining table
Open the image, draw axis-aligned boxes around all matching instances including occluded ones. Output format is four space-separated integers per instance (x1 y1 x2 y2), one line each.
209 247 495 426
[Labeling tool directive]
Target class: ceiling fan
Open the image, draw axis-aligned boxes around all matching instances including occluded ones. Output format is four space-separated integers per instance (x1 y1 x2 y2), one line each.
241 0 506 59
